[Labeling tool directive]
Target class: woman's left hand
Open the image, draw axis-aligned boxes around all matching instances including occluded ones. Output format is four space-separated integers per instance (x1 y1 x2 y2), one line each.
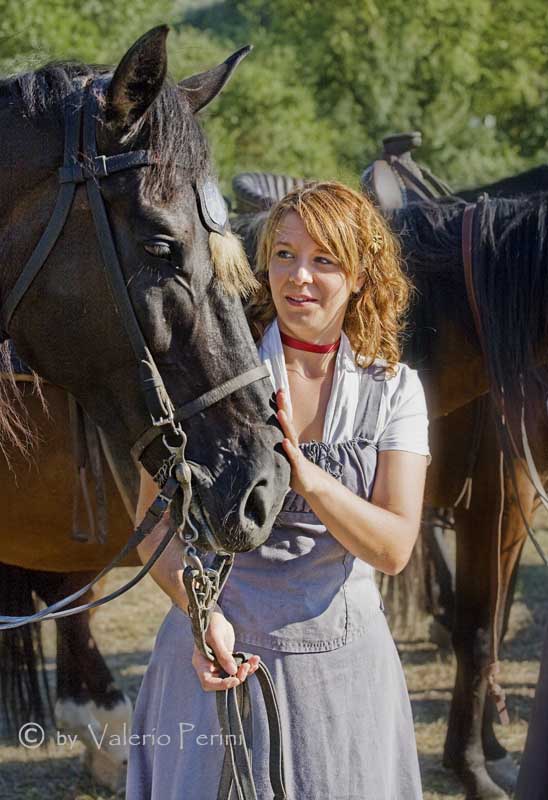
276 389 324 499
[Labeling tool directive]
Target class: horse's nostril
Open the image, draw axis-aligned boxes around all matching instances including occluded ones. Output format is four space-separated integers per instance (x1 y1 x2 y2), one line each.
243 478 269 529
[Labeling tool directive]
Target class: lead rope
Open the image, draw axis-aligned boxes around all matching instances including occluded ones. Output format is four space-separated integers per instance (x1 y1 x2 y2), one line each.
0 437 192 628
181 547 288 800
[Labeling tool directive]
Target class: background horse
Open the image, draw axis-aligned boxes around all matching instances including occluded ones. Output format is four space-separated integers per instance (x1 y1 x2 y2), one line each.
363 138 548 798
0 24 291 787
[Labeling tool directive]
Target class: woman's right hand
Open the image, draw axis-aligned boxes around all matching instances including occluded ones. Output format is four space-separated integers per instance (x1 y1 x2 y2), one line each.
191 608 260 692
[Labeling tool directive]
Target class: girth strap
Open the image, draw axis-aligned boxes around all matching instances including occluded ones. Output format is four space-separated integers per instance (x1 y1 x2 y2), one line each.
68 394 108 544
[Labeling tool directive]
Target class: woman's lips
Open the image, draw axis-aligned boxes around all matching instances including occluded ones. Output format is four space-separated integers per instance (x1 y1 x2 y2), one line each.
286 295 318 306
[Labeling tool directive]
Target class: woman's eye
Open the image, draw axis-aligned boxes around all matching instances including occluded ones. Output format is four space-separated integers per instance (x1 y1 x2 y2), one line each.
143 241 173 259
316 256 333 265
275 249 293 259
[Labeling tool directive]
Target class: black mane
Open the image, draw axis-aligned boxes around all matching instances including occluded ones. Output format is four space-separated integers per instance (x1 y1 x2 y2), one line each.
389 199 473 367
392 195 548 405
0 61 210 201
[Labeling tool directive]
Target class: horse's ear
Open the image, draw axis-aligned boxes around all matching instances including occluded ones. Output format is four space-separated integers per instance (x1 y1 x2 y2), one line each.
179 46 252 114
104 26 169 136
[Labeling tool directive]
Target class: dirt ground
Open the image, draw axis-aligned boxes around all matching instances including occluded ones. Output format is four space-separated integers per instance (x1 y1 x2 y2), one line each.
1 513 547 800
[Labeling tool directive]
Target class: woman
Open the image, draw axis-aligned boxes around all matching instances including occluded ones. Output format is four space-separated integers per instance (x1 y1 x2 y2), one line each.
126 182 430 799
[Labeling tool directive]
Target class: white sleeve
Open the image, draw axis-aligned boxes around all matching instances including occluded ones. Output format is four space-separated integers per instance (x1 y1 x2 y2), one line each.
376 363 431 464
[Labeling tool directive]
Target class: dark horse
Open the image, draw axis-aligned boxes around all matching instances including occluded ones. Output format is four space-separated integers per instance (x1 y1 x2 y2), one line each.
233 182 548 799
458 164 548 202
363 140 548 798
0 24 290 782
391 196 548 800
396 197 548 798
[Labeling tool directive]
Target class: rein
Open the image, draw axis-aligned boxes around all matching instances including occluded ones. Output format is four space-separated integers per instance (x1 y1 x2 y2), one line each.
0 80 286 798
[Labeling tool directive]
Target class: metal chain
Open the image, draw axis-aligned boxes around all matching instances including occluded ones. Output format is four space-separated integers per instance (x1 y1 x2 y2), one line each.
183 549 235 661
159 433 237 661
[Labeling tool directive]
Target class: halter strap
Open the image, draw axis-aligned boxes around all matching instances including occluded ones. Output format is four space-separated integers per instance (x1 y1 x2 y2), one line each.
131 363 270 463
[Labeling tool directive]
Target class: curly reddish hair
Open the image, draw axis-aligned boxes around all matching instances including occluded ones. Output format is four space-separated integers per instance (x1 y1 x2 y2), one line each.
246 181 413 375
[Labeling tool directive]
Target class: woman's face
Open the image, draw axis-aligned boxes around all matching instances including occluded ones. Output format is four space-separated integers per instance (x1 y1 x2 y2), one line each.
268 211 362 343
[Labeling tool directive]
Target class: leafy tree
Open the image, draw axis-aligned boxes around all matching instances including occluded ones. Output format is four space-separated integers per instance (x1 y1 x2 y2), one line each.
2 0 546 192
0 0 176 69
169 28 343 191
186 0 548 187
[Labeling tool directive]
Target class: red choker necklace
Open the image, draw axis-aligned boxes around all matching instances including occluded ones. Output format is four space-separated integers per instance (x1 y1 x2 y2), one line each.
280 331 340 354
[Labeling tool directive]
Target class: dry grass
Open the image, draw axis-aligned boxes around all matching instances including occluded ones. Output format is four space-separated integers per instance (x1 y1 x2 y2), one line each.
1 513 547 799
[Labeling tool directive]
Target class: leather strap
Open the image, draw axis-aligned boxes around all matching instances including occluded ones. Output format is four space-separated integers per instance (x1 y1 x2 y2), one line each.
216 655 287 800
391 159 438 201
453 394 488 509
131 364 271 463
2 94 83 330
68 395 109 544
0 474 184 628
462 205 486 354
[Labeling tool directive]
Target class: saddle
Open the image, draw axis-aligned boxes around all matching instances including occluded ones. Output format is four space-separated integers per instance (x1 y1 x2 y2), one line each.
360 131 455 209
232 171 308 213
231 135 455 217
2 341 109 545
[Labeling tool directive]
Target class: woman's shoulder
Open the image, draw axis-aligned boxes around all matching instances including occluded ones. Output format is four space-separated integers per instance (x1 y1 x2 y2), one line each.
355 355 421 394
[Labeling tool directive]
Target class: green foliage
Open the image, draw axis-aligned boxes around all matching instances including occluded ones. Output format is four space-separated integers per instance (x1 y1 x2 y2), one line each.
169 31 343 192
186 0 548 188
1 0 546 192
0 0 176 68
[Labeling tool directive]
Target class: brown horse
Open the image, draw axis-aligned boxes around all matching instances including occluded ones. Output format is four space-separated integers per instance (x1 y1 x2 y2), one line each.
424 380 547 799
363 139 548 799
0 378 139 788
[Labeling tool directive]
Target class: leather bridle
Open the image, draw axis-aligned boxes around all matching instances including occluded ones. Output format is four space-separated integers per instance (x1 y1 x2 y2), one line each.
0 80 268 469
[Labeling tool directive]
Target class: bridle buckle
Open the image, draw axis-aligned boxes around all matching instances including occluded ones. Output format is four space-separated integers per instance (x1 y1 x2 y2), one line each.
93 154 109 178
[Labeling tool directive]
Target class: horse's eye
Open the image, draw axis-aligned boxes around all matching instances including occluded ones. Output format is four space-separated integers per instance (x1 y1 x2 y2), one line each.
143 240 173 260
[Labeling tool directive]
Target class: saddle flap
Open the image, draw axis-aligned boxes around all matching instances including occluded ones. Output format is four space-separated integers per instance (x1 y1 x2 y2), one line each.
361 160 405 209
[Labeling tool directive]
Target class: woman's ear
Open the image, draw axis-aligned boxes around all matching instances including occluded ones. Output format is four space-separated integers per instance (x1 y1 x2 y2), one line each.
353 272 366 294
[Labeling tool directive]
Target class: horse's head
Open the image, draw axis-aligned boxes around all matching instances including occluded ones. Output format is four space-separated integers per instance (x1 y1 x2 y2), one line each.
0 27 290 551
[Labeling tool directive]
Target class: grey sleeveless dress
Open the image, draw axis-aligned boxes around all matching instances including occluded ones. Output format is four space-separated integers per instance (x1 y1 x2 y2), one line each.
126 365 423 800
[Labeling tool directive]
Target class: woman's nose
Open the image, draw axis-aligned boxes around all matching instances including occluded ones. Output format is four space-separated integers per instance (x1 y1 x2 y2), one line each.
289 261 313 284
